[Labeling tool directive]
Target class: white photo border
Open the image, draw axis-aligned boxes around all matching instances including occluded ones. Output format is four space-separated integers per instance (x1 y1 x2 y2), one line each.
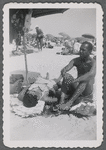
3 3 103 148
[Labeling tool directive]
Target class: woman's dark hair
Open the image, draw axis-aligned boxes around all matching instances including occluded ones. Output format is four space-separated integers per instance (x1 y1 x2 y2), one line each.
23 89 38 108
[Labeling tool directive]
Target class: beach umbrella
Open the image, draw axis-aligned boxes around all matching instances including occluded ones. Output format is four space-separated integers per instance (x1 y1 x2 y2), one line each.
46 34 55 40
56 36 64 41
45 34 58 43
75 37 90 43
10 9 68 84
32 9 68 18
59 32 71 40
82 34 95 39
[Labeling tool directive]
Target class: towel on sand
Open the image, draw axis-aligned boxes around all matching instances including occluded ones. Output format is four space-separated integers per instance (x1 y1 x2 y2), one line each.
10 94 45 118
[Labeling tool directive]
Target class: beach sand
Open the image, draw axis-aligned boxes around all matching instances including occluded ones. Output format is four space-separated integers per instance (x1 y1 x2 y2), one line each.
10 46 96 140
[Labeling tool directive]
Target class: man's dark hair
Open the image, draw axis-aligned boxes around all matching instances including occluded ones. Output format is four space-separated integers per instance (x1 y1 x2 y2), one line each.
82 41 93 53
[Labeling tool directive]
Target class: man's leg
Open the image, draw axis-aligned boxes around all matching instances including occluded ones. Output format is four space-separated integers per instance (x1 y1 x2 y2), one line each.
40 38 43 50
59 82 87 110
53 73 79 111
59 73 77 104
16 45 18 51
66 82 87 107
37 39 40 50
61 73 77 95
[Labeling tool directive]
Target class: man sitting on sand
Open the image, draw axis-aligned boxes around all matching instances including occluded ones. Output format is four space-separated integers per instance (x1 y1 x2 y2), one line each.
55 41 96 111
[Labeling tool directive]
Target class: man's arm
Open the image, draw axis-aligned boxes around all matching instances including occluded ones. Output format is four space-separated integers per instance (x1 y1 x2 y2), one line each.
55 59 75 83
61 59 74 77
73 59 96 83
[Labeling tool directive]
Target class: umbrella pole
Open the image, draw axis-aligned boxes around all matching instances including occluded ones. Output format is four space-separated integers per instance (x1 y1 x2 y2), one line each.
23 31 28 85
23 10 32 85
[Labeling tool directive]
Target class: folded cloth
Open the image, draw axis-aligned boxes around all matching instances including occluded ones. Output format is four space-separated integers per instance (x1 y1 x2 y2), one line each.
29 83 48 92
35 76 56 86
70 102 96 117
70 94 96 117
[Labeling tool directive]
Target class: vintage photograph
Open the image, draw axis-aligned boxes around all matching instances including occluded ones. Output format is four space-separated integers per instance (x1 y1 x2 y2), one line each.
3 3 103 148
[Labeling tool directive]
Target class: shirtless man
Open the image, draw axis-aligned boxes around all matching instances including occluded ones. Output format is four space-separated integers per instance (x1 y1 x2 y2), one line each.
35 26 44 51
56 41 96 111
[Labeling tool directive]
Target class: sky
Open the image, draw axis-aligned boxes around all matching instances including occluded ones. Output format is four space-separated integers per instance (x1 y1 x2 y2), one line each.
30 8 96 38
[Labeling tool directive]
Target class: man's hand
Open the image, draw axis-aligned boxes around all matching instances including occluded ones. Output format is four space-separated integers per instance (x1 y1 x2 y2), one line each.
61 59 74 77
53 78 60 83
72 78 79 83
59 101 73 110
61 69 66 77
59 103 70 110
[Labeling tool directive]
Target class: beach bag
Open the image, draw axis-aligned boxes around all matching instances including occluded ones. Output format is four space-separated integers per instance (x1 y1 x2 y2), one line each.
10 74 24 94
10 74 24 84
10 80 23 94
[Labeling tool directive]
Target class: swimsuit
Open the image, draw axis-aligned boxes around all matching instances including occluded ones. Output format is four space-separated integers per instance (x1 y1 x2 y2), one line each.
36 29 44 39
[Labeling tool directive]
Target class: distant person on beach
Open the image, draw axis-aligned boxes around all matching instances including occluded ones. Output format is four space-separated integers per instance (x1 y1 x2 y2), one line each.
48 42 53 49
55 41 96 111
73 41 81 54
61 40 73 55
35 25 44 51
43 37 47 48
16 32 21 51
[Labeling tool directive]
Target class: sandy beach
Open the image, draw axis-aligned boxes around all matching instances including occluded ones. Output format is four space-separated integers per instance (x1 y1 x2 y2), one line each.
10 46 96 140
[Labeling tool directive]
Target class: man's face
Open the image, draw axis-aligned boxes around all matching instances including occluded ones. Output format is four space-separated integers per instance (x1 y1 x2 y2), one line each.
80 43 90 59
